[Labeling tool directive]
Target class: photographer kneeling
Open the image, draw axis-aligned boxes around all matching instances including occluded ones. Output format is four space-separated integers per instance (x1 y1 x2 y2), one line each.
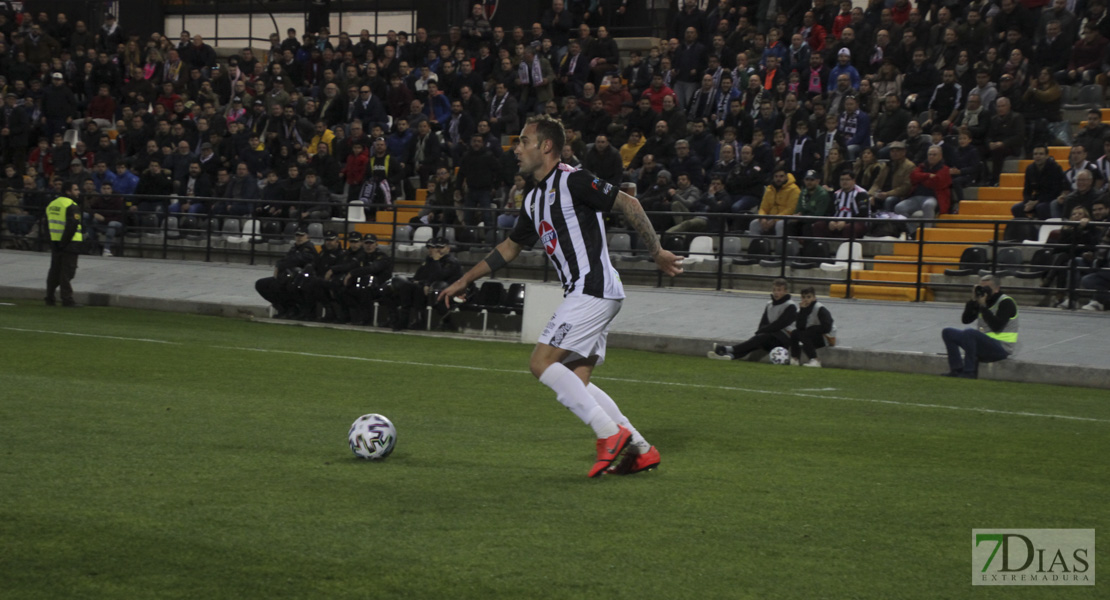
940 275 1019 379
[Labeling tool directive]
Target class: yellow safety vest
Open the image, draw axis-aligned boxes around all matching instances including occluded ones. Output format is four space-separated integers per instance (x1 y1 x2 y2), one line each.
46 196 83 243
981 294 1019 354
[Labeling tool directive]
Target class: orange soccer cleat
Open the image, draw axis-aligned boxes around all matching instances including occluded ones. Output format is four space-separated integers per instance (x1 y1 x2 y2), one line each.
606 445 661 475
587 425 632 478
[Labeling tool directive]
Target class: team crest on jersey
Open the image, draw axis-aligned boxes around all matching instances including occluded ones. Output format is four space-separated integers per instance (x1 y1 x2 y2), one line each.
546 189 556 205
539 220 558 255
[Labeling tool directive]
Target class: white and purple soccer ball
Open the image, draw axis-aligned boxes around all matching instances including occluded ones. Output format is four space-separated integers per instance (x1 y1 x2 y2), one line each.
769 346 791 365
348 414 397 460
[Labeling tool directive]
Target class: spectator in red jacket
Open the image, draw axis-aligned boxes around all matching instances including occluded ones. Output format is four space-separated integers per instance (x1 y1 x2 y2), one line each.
87 84 116 123
341 140 369 201
1060 24 1109 85
894 145 952 237
641 73 676 113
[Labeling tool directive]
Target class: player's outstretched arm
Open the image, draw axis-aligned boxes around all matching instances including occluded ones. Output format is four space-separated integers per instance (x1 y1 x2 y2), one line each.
614 191 684 276
437 237 524 307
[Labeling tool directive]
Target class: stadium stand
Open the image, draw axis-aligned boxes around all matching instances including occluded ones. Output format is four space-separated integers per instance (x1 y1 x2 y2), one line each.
1 0 1108 317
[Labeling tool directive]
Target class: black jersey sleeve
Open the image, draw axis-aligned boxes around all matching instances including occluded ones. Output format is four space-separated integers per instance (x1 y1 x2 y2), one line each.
508 203 540 248
566 169 619 212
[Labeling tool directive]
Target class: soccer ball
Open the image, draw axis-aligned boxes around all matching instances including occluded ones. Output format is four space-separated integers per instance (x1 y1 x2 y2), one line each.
769 346 791 365
348 414 397 460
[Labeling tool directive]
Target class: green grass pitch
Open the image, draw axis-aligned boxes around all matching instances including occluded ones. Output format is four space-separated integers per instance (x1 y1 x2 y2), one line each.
1 300 1106 599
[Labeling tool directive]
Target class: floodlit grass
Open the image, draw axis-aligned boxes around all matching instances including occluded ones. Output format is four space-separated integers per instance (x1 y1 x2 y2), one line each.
0 301 1106 599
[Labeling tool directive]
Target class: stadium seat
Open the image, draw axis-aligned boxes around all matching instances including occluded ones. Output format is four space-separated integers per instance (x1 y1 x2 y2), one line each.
63 129 79 149
789 240 831 269
166 216 181 240
979 247 1024 277
412 226 433 245
685 236 716 264
608 232 632 262
944 247 988 276
141 214 162 239
222 218 242 238
460 281 507 332
760 239 800 268
346 202 367 223
307 222 324 243
662 234 689 254
1022 218 1063 246
232 219 260 244
733 237 772 265
721 236 743 259
819 241 864 272
1015 248 1054 279
392 226 412 244
503 283 525 313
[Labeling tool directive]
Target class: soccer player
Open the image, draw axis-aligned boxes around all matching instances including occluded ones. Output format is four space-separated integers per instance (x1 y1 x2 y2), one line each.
438 115 684 478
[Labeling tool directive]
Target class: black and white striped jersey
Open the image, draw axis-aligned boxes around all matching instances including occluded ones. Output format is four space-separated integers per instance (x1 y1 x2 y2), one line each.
509 162 626 300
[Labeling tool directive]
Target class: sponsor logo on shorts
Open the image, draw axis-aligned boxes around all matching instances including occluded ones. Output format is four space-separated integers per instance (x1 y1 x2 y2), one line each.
551 323 573 347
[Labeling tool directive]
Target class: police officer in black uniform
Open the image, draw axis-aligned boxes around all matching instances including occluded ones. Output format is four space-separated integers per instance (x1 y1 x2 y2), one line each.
340 233 393 326
322 231 368 323
384 235 463 331
299 229 344 320
255 224 320 319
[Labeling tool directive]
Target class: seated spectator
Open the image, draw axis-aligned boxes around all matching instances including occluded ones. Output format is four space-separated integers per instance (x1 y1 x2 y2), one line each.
707 278 798 361
790 170 832 237
788 287 834 368
874 142 916 213
852 147 882 192
1040 205 1103 308
665 173 706 233
985 97 1025 185
892 145 952 235
819 145 847 192
384 236 462 331
941 275 1019 379
171 161 214 213
1079 207 1110 311
748 168 799 237
948 130 983 209
86 182 126 257
1054 170 1105 221
813 170 869 239
1013 145 1065 220
296 169 334 222
255 226 321 320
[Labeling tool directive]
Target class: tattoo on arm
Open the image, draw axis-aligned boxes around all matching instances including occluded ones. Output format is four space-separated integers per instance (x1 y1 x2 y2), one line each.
617 192 661 255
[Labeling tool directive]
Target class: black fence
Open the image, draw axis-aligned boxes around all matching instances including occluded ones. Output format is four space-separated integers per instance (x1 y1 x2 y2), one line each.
3 190 1107 306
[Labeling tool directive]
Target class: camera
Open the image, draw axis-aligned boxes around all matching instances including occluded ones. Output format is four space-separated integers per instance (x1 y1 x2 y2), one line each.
974 285 990 298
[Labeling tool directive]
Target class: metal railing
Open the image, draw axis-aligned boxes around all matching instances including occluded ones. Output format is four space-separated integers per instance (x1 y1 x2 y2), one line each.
3 192 1107 306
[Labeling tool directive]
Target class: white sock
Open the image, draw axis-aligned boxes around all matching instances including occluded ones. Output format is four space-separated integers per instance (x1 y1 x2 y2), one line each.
539 363 619 438
587 383 650 454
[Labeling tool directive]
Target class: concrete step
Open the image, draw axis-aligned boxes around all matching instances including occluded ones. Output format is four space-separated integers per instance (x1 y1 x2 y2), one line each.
829 283 934 301
937 215 1009 230
872 255 958 273
922 227 998 243
959 200 1014 216
975 188 1022 201
851 270 933 284
892 242 969 258
1000 173 1025 187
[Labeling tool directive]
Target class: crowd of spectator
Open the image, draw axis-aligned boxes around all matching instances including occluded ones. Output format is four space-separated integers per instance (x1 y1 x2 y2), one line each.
5 0 1110 259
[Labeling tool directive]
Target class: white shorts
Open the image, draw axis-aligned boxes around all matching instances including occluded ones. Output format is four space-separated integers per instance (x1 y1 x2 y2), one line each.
537 295 623 366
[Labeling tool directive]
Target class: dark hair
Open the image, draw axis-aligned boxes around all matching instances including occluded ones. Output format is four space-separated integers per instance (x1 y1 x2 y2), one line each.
800 287 816 296
525 114 566 156
772 278 789 289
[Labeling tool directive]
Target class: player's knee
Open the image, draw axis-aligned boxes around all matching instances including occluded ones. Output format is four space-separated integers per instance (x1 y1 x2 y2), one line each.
529 355 553 379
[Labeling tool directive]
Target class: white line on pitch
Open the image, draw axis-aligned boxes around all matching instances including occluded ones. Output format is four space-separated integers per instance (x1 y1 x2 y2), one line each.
0 326 182 345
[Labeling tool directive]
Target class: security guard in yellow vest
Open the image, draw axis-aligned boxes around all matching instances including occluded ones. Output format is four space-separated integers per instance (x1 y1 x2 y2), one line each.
45 186 85 307
941 275 1020 379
